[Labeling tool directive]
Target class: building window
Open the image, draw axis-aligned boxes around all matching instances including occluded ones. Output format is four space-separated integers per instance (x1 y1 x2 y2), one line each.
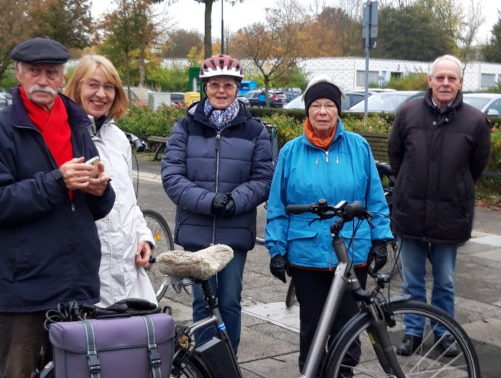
391 72 402 79
356 70 379 86
481 73 496 89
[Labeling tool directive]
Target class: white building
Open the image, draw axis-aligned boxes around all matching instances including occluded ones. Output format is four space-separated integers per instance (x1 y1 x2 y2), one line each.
297 57 501 92
162 57 501 92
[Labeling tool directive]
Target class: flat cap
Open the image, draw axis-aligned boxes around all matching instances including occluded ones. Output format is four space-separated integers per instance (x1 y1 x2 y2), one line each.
11 38 69 64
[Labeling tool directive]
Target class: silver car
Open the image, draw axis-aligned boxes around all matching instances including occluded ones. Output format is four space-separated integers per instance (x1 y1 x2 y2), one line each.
463 93 501 117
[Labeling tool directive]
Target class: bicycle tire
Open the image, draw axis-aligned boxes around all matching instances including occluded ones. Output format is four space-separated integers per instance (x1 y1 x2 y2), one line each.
143 209 175 301
324 300 480 378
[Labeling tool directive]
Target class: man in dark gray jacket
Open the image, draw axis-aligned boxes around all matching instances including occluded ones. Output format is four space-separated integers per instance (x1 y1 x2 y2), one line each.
388 55 490 358
161 54 273 353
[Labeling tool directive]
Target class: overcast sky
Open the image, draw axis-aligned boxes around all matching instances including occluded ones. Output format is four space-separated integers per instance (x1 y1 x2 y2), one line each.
92 0 500 45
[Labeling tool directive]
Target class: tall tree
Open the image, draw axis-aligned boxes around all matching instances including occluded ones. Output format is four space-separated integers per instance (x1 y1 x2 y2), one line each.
0 0 33 81
153 0 243 57
373 0 461 61
457 0 484 65
162 30 203 58
231 0 305 105
30 0 93 49
483 11 501 63
99 0 165 88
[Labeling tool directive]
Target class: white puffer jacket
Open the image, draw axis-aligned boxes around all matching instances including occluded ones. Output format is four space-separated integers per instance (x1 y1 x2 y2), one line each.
89 117 157 307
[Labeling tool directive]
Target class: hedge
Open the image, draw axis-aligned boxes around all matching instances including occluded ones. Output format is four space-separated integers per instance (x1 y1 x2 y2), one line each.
116 104 501 198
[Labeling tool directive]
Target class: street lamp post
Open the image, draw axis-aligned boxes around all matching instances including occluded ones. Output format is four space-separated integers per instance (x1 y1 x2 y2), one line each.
221 0 224 54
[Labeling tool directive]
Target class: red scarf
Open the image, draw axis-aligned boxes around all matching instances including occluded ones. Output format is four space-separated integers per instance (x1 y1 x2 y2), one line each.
19 86 73 168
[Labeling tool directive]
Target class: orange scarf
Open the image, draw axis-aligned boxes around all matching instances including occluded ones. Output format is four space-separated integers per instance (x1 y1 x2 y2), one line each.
303 119 336 149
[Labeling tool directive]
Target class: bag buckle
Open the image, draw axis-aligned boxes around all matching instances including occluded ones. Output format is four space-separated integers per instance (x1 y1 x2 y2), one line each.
87 353 101 373
149 348 162 367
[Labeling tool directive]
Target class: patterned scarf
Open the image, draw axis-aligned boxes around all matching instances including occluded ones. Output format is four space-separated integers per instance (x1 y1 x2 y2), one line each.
204 98 240 131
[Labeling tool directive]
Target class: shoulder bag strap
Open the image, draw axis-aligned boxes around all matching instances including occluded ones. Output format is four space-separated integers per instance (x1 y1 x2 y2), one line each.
143 315 162 378
82 320 101 378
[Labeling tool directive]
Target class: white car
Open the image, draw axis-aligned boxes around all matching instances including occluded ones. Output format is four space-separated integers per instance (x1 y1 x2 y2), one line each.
463 93 501 117
346 91 423 113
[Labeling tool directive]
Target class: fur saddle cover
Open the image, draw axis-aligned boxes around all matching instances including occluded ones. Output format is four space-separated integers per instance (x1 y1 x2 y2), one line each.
156 244 234 281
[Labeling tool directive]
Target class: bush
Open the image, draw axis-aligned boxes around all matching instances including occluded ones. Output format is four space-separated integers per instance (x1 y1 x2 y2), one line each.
116 105 186 137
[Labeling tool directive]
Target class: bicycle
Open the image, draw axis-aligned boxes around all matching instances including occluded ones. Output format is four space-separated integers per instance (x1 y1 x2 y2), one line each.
155 245 243 377
284 162 399 309
285 199 480 377
125 132 177 302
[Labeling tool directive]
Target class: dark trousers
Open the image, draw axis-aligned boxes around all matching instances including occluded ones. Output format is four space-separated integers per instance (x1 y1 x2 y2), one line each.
292 266 368 373
0 311 46 378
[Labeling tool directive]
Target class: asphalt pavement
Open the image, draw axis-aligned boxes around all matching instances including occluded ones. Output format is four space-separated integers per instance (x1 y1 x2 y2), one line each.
134 155 501 377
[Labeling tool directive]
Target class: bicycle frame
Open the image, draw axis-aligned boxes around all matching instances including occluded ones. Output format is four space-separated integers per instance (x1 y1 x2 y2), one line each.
173 280 243 378
300 211 406 378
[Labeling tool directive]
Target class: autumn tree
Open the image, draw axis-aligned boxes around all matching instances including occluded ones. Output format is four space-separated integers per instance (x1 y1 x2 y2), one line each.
162 30 203 58
99 0 165 88
231 0 305 105
30 0 93 49
483 11 501 63
0 0 34 81
153 0 243 57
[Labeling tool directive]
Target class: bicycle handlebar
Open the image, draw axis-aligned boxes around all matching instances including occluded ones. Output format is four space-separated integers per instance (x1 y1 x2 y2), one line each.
286 199 371 222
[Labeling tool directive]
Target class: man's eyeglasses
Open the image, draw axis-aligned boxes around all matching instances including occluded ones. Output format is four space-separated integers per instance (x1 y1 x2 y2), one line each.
206 82 237 91
85 81 116 93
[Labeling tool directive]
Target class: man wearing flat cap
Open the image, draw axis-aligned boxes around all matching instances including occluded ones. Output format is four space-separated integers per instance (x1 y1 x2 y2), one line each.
0 38 115 377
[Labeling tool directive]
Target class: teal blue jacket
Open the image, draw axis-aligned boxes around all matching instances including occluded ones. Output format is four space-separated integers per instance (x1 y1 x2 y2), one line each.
265 120 392 268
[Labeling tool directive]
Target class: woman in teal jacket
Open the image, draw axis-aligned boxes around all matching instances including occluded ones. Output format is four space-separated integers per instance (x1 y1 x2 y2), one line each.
265 75 393 374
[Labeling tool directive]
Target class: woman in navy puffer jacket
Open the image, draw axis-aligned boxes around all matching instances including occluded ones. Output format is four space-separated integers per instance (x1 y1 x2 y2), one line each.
161 54 273 353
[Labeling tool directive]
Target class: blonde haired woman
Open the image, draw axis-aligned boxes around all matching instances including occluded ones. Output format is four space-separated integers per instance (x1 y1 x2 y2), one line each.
66 55 157 307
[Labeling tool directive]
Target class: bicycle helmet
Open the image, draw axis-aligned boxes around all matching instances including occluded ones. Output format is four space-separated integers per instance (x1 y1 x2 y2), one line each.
199 54 244 81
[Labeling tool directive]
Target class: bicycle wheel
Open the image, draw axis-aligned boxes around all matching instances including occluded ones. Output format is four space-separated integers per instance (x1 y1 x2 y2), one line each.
143 209 174 301
324 300 480 377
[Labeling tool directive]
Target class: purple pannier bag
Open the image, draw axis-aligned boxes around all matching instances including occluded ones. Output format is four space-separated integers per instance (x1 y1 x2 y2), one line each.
49 313 175 378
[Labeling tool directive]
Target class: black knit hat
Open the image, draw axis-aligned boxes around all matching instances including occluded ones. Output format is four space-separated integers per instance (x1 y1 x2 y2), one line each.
304 80 342 116
11 38 69 64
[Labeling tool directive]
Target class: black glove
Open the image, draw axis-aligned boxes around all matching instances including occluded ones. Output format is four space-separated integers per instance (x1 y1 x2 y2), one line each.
369 240 388 273
223 196 236 216
269 255 289 283
211 193 229 216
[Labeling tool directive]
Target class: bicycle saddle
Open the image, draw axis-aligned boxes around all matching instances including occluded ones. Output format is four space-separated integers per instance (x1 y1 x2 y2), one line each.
156 244 234 280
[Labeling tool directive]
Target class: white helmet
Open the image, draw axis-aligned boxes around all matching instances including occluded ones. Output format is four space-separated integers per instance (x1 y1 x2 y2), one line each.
199 54 244 81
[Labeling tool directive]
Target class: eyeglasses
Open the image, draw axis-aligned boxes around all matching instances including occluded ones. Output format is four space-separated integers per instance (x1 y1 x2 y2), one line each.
206 82 237 91
85 81 116 93
309 102 337 112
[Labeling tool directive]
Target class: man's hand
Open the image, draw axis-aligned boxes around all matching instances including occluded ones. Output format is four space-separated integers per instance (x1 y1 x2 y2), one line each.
269 255 290 283
82 162 111 196
135 241 152 268
59 157 96 191
368 240 388 273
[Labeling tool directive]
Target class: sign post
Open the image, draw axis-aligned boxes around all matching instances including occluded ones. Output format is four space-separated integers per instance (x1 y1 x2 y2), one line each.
362 0 378 118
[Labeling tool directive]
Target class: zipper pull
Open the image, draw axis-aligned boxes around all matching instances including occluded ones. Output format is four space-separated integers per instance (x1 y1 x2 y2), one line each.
325 150 329 163
71 203 76 212
336 156 339 164
215 133 221 151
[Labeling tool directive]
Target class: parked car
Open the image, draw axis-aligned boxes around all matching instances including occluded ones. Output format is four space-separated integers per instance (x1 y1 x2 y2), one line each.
346 91 423 113
463 93 501 117
244 89 285 108
237 95 250 108
0 90 12 108
283 91 375 111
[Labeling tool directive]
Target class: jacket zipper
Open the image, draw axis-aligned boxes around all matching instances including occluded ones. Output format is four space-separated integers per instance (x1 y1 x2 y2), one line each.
212 131 222 244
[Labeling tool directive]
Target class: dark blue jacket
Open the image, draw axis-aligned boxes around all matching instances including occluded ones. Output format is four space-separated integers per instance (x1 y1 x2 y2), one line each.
0 88 115 312
161 100 273 251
